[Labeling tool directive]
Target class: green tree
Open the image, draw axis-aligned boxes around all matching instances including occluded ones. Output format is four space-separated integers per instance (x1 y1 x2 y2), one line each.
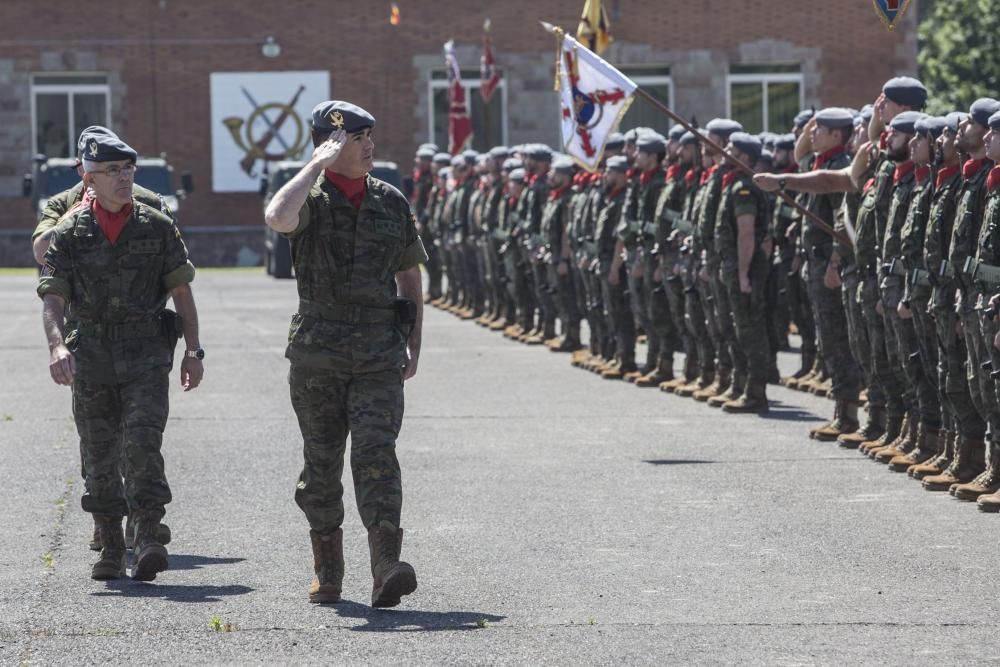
918 0 1000 114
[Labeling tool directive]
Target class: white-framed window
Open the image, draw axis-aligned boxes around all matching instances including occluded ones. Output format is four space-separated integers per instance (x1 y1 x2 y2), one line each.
31 74 111 158
618 67 673 135
726 64 803 135
428 69 507 151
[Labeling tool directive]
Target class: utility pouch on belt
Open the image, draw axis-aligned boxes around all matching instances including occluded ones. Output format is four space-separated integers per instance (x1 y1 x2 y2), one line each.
162 309 184 350
394 298 417 341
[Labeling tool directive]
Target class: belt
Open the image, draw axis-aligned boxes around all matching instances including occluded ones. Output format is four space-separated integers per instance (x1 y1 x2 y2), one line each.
297 300 397 324
641 220 657 237
939 259 956 279
909 267 932 287
882 257 907 277
806 244 831 261
76 316 164 341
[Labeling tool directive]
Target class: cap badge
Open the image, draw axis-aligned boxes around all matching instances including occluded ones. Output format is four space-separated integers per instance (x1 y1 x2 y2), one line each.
329 111 344 129
88 140 98 158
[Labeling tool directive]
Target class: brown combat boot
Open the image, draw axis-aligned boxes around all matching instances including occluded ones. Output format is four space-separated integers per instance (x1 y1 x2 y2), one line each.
368 520 417 608
123 514 171 550
90 516 126 580
812 377 833 398
977 489 1000 512
131 512 169 581
308 528 344 603
709 372 745 407
860 414 905 455
810 400 860 442
636 359 673 388
923 435 987 491
676 369 714 397
694 369 730 402
909 430 955 479
950 442 1000 500
781 348 816 388
722 382 769 415
838 407 886 449
888 425 940 472
89 518 102 551
873 412 918 462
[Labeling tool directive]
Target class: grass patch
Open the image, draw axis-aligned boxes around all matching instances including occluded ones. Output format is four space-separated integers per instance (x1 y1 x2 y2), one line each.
475 618 488 629
0 268 36 276
2 415 12 422
40 552 55 569
209 616 239 632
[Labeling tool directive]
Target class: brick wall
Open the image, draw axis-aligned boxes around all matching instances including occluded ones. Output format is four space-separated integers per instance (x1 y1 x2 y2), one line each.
0 0 917 265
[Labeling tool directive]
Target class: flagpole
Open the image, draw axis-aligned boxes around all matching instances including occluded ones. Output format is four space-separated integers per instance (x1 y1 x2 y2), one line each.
632 87 852 248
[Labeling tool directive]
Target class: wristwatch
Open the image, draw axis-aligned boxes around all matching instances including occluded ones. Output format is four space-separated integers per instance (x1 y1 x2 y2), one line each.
777 177 787 191
185 348 205 360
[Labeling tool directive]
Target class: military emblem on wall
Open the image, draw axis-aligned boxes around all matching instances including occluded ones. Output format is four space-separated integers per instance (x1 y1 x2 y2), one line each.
872 0 912 30
210 71 329 192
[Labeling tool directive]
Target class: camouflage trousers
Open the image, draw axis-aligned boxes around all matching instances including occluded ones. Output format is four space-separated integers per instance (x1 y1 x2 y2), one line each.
806 257 860 401
602 266 635 363
777 256 816 355
532 260 557 336
663 269 693 370
723 261 771 386
290 364 404 533
626 261 655 367
73 366 171 519
645 254 679 370
711 270 744 377
882 276 934 425
422 228 442 299
965 292 1000 430
683 277 715 374
548 263 581 334
695 272 723 372
933 304 984 438
859 277 907 417
841 268 885 409
910 289 943 428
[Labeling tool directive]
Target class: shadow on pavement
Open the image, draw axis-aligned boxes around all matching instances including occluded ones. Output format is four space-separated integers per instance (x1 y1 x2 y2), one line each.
93 580 254 603
758 401 825 422
643 459 713 466
168 554 247 571
323 600 505 632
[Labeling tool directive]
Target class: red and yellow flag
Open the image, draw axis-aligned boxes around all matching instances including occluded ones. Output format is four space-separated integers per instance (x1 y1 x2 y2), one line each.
576 0 612 55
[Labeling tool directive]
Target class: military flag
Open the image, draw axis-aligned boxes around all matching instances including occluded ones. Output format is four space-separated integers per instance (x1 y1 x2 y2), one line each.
480 19 501 103
444 39 473 154
576 0 612 55
552 28 636 171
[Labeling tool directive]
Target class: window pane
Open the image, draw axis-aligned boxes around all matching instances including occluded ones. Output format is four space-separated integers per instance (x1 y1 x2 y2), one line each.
73 93 107 142
730 64 801 75
432 87 448 149
36 92 70 157
470 88 504 151
34 74 108 85
730 82 763 135
767 82 800 134
620 83 673 136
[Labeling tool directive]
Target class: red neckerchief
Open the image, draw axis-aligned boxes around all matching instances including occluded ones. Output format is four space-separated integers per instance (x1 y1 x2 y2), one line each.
325 169 366 208
684 168 698 187
590 172 602 185
814 144 847 170
721 171 741 189
639 167 661 186
666 164 681 181
988 165 1000 192
879 130 888 151
700 164 719 185
548 184 570 201
508 194 519 207
606 184 625 201
93 199 133 245
863 177 876 193
963 158 988 181
936 164 960 190
914 165 931 185
626 167 637 180
893 161 915 185
412 167 427 182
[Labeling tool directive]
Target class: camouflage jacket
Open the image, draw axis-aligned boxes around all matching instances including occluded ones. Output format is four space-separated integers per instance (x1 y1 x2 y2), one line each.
854 156 895 274
924 166 961 308
595 185 626 273
411 169 434 224
948 159 991 310
37 200 194 384
696 164 730 271
714 171 769 274
802 150 850 252
285 174 428 370
540 186 574 260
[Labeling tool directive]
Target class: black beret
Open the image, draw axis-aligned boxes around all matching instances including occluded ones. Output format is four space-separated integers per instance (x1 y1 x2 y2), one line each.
605 132 626 150
77 125 117 157
944 111 969 132
606 155 629 173
793 109 814 129
882 76 928 108
508 168 527 183
432 152 452 165
310 100 375 134
552 155 575 174
989 111 1000 131
527 144 553 161
623 127 654 143
488 146 510 160
415 146 436 159
859 104 875 122
636 132 667 153
970 98 1000 127
81 133 137 163
461 149 479 165
679 131 700 146
814 107 855 129
774 133 796 151
758 149 774 165
915 116 947 139
705 118 743 138
888 111 925 135
419 142 440 153
668 124 686 141
758 132 777 149
728 131 762 162
450 155 466 168
502 157 523 171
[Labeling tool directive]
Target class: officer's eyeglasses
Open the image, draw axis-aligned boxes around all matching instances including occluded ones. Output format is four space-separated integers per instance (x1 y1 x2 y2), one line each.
91 164 138 179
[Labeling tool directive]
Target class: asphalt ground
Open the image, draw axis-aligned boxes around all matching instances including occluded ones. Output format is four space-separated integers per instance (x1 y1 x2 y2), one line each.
2 268 1000 666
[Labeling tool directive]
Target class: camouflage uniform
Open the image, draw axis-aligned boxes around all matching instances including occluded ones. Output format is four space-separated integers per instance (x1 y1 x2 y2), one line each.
522 173 555 339
32 182 174 244
654 165 695 382
770 182 816 373
700 165 741 389
596 185 634 370
285 173 428 533
541 184 580 344
681 167 719 390
37 200 194 520
411 168 441 300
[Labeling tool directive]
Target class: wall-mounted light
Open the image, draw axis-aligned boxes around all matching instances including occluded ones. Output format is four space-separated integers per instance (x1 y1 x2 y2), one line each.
261 36 281 58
